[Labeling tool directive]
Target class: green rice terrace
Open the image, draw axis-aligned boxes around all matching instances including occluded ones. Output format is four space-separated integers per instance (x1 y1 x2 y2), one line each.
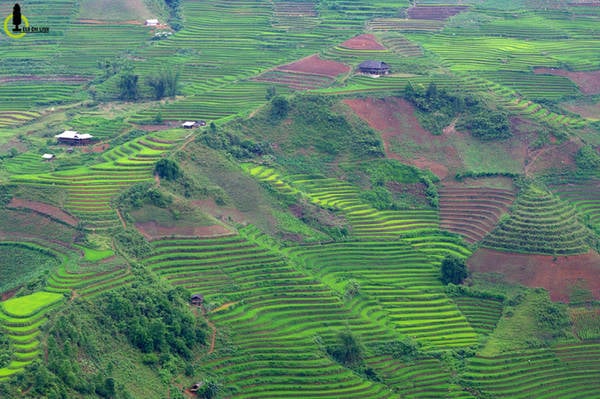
0 0 599 398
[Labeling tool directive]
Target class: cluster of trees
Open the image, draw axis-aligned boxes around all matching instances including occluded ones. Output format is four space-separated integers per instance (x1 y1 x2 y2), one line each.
118 67 181 101
404 82 511 140
440 255 468 285
198 127 272 160
0 283 208 398
114 182 172 212
154 158 182 181
575 145 600 170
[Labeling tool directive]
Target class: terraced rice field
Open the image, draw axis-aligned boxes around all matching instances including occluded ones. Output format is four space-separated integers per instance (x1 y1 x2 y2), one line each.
287 241 478 349
10 132 182 230
453 296 504 335
551 178 600 233
143 227 407 398
0 292 64 380
464 342 600 398
483 185 591 255
243 164 440 239
439 186 516 243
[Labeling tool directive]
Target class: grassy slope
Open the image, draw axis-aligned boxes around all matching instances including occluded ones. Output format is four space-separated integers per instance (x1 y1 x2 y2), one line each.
0 0 599 397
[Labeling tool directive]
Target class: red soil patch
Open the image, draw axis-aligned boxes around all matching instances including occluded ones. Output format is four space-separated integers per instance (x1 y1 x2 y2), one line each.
135 222 232 240
407 6 469 20
561 101 600 119
469 248 600 303
1 288 18 301
534 68 600 95
0 75 91 84
343 97 462 180
8 198 78 227
82 143 109 153
340 34 386 50
278 54 350 77
192 199 247 225
525 139 579 176
77 19 143 25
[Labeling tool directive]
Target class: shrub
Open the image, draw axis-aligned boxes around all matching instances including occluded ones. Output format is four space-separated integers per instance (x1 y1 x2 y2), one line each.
440 255 468 285
575 145 600 170
154 159 182 180
326 330 363 367
269 96 289 121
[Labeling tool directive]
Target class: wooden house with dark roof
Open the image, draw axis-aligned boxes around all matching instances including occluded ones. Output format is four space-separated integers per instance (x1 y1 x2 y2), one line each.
358 60 390 75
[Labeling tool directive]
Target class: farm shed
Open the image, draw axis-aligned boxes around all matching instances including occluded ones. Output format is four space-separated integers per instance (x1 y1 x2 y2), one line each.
182 121 199 129
55 131 94 146
145 19 159 26
358 60 390 75
190 294 204 305
41 153 54 160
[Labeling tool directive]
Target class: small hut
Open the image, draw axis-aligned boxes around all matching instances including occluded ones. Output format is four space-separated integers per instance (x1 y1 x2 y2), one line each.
358 60 391 75
55 131 94 146
182 121 199 129
145 19 159 26
41 153 54 161
189 382 204 393
190 294 204 306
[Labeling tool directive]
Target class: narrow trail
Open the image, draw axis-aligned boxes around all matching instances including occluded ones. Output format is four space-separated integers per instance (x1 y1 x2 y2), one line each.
193 306 217 355
116 208 126 229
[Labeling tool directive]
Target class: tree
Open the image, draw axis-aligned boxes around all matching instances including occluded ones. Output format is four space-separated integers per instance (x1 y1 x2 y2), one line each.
327 330 363 367
269 96 289 121
344 279 360 298
154 159 181 180
147 68 181 100
440 255 468 285
265 85 276 100
118 72 139 101
575 145 600 170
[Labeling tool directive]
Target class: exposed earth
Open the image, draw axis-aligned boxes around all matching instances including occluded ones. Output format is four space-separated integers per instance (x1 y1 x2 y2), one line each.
534 68 600 95
8 198 78 227
469 248 600 302
135 221 232 240
277 54 350 77
340 34 386 50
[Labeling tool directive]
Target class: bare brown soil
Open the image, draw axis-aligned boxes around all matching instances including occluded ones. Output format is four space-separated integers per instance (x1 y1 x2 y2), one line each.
561 101 600 119
534 68 600 95
469 248 600 302
8 198 78 226
82 143 110 153
0 75 91 84
525 138 579 176
192 199 247 224
343 97 462 180
77 19 143 25
1 288 18 301
278 54 350 77
407 6 469 20
340 34 386 50
135 221 232 240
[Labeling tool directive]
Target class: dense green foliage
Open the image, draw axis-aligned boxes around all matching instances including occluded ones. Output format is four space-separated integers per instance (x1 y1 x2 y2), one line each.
115 182 172 212
440 255 468 285
326 330 364 367
459 111 512 141
0 243 60 293
154 159 182 181
0 282 207 398
146 68 181 100
575 145 600 170
114 228 153 259
118 71 139 101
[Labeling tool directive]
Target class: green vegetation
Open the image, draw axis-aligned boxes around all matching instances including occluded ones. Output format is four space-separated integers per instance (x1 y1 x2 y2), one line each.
0 243 61 293
483 184 591 255
1 0 599 396
440 255 468 285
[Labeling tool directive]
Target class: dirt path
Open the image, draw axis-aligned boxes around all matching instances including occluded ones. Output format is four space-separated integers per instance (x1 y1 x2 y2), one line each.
116 209 127 229
192 306 217 355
